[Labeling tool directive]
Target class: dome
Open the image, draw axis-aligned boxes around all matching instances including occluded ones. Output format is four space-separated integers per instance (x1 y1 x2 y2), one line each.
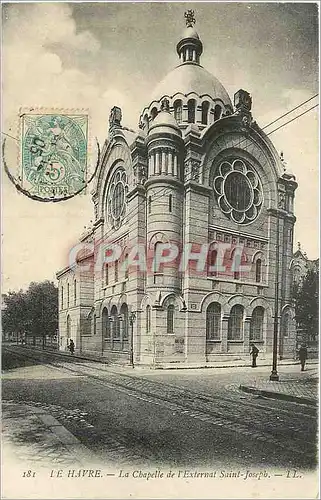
148 105 181 137
150 63 232 108
152 111 179 128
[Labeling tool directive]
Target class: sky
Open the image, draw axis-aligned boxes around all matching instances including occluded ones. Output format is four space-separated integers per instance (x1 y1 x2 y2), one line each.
2 1 319 293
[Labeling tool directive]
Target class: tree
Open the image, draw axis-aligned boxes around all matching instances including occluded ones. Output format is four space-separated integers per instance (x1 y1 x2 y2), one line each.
2 281 58 345
2 290 27 340
294 267 319 341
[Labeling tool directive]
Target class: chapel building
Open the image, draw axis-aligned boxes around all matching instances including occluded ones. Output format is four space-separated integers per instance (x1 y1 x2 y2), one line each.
56 12 298 367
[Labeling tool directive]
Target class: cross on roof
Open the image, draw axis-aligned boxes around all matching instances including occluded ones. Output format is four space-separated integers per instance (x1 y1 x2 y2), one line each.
185 10 196 27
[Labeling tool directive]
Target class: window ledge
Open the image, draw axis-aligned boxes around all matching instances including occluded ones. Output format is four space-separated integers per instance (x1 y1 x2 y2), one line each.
207 277 269 287
102 279 128 290
206 339 221 343
227 340 244 343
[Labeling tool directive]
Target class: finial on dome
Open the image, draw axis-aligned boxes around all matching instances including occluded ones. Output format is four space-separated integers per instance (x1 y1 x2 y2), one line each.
177 10 203 64
160 98 170 113
185 9 196 28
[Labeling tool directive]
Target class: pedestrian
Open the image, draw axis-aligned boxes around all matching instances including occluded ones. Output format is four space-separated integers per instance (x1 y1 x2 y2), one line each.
69 339 75 355
250 342 259 368
298 344 308 371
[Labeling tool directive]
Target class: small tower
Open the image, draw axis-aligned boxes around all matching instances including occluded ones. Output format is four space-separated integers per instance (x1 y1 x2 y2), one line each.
176 10 203 64
145 98 184 292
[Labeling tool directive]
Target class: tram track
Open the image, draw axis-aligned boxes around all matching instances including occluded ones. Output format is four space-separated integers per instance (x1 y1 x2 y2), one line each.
3 345 317 465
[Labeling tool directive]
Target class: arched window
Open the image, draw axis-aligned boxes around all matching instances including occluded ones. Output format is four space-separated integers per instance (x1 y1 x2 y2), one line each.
146 305 151 333
67 283 70 307
255 259 262 282
169 194 172 213
228 305 244 340
114 260 118 282
250 307 264 341
201 101 210 125
232 249 247 280
105 263 109 286
151 107 158 120
206 303 221 340
148 196 152 214
167 304 174 333
102 308 110 340
153 241 163 274
233 253 241 280
61 286 64 310
93 313 97 335
173 100 182 123
143 114 149 131
124 252 129 280
110 306 119 340
66 315 71 339
120 303 128 341
281 312 290 337
74 279 77 305
187 99 196 123
208 249 217 276
214 104 222 121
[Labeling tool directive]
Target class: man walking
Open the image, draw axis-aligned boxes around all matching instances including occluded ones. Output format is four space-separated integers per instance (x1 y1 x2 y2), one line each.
298 344 308 371
250 343 259 368
69 339 75 355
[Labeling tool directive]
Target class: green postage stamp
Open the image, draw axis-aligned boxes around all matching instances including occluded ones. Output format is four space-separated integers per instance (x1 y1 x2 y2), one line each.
20 108 89 199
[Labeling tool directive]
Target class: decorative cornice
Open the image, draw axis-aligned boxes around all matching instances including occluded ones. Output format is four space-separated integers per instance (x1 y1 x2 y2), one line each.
145 176 184 190
127 183 146 201
184 180 212 195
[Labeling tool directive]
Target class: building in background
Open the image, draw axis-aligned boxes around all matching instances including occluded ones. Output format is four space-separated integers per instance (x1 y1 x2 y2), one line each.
290 243 319 357
56 12 298 367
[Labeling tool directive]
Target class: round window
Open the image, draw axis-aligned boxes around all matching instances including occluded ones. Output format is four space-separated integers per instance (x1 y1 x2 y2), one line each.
107 168 128 229
213 159 263 224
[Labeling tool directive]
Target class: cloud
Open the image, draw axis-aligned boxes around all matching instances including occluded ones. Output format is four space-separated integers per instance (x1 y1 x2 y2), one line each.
2 3 136 292
2 3 135 145
4 3 100 53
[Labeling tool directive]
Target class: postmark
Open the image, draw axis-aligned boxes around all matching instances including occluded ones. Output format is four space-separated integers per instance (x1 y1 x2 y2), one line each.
19 108 89 199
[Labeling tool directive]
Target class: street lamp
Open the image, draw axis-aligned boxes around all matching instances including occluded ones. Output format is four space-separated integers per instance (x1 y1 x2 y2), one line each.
270 211 280 381
129 311 136 368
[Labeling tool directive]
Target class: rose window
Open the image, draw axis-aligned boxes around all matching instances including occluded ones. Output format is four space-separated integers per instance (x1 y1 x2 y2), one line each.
213 159 263 224
107 168 128 229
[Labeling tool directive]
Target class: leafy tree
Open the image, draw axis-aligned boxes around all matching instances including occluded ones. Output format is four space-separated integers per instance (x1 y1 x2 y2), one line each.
2 290 27 339
2 281 58 344
294 267 319 341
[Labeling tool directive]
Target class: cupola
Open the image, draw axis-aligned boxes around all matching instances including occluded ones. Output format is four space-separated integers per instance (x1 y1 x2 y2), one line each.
139 10 233 134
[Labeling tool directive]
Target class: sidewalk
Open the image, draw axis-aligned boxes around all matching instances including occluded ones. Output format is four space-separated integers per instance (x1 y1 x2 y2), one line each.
17 344 319 370
239 374 319 406
2 401 94 469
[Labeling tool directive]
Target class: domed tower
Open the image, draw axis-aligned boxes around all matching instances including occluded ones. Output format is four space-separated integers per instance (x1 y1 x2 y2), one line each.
145 98 184 292
140 10 233 134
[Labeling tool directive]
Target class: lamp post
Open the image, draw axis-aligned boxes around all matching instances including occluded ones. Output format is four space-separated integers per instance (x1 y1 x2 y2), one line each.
129 311 136 368
270 211 280 381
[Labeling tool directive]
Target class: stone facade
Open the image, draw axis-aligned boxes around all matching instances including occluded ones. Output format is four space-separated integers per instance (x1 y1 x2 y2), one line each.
57 15 298 366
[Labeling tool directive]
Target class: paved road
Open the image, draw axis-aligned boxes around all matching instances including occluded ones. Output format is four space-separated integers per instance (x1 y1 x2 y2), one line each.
2 346 318 471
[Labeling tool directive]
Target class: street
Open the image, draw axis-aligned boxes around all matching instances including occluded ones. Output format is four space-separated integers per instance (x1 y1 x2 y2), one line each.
2 345 318 473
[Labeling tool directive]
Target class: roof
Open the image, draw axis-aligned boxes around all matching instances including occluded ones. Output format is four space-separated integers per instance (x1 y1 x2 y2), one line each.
150 63 232 107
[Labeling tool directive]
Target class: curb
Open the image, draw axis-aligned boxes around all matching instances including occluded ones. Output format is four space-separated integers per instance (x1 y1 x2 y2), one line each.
239 384 317 407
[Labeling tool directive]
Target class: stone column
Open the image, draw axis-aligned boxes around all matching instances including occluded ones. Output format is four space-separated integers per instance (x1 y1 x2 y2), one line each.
168 150 173 175
155 150 160 175
161 150 166 175
173 155 178 177
221 316 229 353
